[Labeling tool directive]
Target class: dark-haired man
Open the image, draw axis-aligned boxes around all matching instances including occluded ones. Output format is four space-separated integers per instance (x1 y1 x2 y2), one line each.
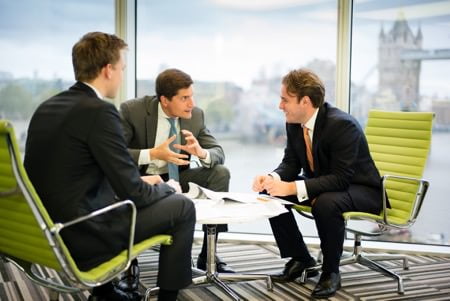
120 68 233 284
25 32 195 301
252 68 382 298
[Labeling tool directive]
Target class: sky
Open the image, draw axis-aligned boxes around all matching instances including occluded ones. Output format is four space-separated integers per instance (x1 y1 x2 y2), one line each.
0 0 449 96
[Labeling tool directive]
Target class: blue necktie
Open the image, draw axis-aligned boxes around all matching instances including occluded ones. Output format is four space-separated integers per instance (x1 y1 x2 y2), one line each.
167 118 179 181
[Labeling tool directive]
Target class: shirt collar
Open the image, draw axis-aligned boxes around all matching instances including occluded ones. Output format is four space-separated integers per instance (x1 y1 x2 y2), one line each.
304 108 319 131
82 82 103 99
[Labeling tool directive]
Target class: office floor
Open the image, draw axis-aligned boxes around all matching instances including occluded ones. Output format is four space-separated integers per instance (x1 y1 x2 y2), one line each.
1 239 450 301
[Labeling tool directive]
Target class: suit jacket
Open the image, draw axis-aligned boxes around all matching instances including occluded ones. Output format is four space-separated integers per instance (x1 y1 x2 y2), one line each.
24 82 176 270
274 102 382 209
120 95 225 173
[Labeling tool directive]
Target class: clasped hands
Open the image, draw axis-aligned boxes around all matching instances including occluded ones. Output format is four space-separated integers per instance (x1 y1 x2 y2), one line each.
150 129 206 166
252 175 297 197
141 175 182 193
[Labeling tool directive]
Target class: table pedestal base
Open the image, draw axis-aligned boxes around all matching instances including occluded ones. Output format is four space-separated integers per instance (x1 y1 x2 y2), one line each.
145 225 273 301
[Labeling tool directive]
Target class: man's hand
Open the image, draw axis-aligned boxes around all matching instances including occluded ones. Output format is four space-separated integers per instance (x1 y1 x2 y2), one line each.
173 129 207 159
150 135 190 166
141 175 163 185
166 179 182 193
252 175 272 192
258 176 297 197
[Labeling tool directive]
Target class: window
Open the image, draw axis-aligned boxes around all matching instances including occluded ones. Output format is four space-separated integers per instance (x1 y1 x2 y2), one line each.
351 0 450 245
136 0 337 234
0 0 114 151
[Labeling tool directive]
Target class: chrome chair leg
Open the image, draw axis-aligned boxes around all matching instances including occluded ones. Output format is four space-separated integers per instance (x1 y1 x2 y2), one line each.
144 286 159 301
363 253 409 270
357 255 404 294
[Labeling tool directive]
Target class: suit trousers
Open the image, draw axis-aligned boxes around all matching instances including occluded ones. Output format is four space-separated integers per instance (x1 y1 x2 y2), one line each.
134 194 196 290
269 185 381 275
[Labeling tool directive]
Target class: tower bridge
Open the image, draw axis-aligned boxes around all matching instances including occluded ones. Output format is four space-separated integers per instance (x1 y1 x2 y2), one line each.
401 48 450 60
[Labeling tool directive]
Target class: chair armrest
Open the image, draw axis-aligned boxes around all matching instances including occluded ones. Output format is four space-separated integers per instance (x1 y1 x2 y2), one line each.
50 200 137 270
381 174 429 226
293 204 314 219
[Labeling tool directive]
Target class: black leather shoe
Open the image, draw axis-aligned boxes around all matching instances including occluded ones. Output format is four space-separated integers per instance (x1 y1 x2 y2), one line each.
216 257 235 273
88 285 142 301
116 261 140 292
311 272 341 299
196 255 235 273
271 258 318 282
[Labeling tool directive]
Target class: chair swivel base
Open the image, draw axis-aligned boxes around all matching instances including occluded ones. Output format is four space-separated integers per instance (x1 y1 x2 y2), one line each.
191 269 273 301
299 242 408 294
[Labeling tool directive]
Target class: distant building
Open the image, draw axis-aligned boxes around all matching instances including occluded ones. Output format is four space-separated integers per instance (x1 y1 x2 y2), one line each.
378 15 422 111
0 71 13 84
431 99 450 131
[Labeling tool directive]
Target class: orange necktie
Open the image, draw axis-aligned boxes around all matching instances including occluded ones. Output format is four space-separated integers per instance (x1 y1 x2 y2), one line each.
303 126 314 171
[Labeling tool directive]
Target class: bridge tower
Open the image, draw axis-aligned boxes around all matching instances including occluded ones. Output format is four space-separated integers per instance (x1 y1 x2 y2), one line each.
378 15 422 111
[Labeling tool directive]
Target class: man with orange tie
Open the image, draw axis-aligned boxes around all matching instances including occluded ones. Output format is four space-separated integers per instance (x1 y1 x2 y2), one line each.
252 68 383 298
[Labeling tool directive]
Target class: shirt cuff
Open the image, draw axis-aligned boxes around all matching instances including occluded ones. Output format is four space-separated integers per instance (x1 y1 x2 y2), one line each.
269 172 281 180
138 149 150 165
199 150 212 167
296 180 309 202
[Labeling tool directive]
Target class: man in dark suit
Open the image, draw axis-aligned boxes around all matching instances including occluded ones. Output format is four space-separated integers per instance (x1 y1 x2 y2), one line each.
252 69 382 298
119 69 233 277
24 32 195 301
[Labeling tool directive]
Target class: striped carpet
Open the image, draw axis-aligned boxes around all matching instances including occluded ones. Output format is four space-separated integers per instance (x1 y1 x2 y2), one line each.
1 240 450 300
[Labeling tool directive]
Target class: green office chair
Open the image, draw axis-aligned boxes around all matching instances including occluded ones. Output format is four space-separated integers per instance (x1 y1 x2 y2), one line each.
294 110 433 294
0 120 172 300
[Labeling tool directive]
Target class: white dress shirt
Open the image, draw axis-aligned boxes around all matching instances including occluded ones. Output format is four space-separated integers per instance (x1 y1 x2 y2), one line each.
83 82 103 99
138 102 211 175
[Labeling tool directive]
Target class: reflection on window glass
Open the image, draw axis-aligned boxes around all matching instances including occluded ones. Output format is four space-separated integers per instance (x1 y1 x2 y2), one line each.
351 0 450 245
0 0 114 151
137 1 337 234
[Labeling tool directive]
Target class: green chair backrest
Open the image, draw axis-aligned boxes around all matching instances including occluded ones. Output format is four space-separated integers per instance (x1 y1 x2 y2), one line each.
0 120 62 270
364 110 433 225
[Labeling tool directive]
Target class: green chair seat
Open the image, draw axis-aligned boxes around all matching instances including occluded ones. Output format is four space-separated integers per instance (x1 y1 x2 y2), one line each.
74 234 172 282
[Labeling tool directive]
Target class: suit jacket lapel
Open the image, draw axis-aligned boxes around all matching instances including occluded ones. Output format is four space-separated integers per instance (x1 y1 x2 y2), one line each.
146 96 159 148
180 118 195 145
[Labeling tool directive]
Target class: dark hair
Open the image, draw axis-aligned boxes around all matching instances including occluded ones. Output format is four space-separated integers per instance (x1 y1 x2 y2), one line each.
72 32 128 82
282 68 325 107
155 68 193 101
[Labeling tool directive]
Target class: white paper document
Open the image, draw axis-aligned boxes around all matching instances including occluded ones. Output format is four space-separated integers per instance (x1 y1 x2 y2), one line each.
184 182 294 205
183 182 291 224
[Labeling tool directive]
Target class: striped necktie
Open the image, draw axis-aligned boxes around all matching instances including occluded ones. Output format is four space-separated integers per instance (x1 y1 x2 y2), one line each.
303 126 314 172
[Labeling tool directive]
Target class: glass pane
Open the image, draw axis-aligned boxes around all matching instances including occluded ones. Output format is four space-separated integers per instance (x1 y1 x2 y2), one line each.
136 0 337 235
0 0 114 152
351 0 450 245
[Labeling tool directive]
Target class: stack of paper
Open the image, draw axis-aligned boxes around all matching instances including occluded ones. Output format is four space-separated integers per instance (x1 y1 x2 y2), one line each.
184 182 290 224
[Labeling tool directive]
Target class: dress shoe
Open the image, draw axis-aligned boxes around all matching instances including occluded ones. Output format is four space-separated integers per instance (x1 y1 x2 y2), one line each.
88 285 142 301
116 261 140 292
196 255 235 273
216 257 235 273
271 258 318 282
311 272 341 299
